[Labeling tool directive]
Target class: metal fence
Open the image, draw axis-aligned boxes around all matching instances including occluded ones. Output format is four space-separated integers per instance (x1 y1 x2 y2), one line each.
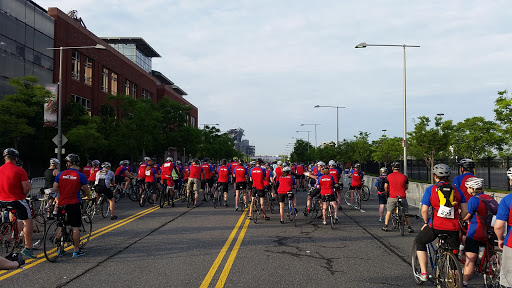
363 157 511 191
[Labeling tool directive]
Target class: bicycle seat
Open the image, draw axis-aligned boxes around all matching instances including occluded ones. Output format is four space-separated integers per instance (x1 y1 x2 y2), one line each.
438 234 450 240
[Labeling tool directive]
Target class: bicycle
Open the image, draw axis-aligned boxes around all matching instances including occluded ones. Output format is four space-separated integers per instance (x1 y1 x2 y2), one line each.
127 178 141 202
180 182 188 203
186 182 196 208
213 183 223 208
97 192 110 218
250 193 262 224
411 234 464 287
265 187 274 214
391 196 406 236
344 188 362 210
0 204 43 254
308 194 321 220
139 183 155 207
286 192 297 227
324 194 335 229
361 180 370 201
43 207 92 262
159 183 170 208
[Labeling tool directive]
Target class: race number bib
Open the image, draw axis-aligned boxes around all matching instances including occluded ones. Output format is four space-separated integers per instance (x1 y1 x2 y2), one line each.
437 205 454 219
145 170 151 176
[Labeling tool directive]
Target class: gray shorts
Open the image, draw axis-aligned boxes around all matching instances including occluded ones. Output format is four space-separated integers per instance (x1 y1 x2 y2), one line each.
187 178 201 194
501 245 512 287
386 197 408 214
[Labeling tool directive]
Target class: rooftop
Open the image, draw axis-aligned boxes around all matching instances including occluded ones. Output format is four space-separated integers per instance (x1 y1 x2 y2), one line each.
100 37 161 58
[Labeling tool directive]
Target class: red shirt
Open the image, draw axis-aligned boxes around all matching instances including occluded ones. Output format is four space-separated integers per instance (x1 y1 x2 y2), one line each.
55 168 88 205
250 166 266 190
88 167 100 181
275 167 283 182
161 162 175 180
217 165 230 183
184 166 190 180
230 162 239 173
350 169 363 187
296 165 304 175
82 165 91 178
188 164 203 179
144 167 157 183
234 166 247 183
317 175 335 196
0 162 29 201
329 168 340 184
137 163 148 179
264 171 272 186
277 175 295 194
202 163 213 179
385 171 408 198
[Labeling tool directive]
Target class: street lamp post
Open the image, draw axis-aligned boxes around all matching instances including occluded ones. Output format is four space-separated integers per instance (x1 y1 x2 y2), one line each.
314 105 345 145
355 42 420 176
300 123 320 147
382 129 387 136
47 44 107 170
296 131 311 153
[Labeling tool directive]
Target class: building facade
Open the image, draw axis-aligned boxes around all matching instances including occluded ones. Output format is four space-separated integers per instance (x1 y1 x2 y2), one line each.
0 0 54 97
46 7 198 125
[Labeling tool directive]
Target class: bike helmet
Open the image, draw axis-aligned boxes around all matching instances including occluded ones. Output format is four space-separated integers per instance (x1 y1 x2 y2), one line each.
277 161 283 165
65 154 81 165
203 157 209 162
507 167 512 180
16 158 23 167
50 158 60 166
391 161 400 169
250 161 256 165
3 148 19 159
317 161 325 167
123 160 130 165
465 177 484 189
144 157 151 162
355 163 361 168
458 158 475 170
328 160 336 166
283 166 291 172
119 161 124 166
166 157 173 162
282 162 288 167
101 162 111 168
176 160 181 165
92 160 100 166
432 163 451 177
380 167 388 173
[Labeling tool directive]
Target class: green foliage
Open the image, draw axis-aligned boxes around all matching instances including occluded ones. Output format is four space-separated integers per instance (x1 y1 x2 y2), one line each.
452 116 505 159
372 136 402 166
290 139 313 163
352 131 373 164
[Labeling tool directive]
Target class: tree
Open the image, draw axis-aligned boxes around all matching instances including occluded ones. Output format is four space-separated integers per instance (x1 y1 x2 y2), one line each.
290 139 313 163
408 116 454 183
452 116 505 159
493 89 512 154
372 136 402 167
352 132 373 164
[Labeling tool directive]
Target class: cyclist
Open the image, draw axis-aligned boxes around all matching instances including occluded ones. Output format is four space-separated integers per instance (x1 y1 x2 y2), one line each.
43 158 60 219
317 166 338 225
453 158 476 201
53 154 90 257
187 159 204 208
304 162 324 216
114 160 133 194
234 160 248 211
82 160 92 179
274 161 283 192
230 158 239 188
87 160 100 187
264 165 274 200
95 162 117 220
494 168 512 287
460 177 489 286
201 158 215 201
347 163 364 208
217 159 231 207
144 158 160 205
295 163 305 190
382 162 414 233
0 148 34 259
174 160 183 193
375 167 388 222
161 157 178 207
414 163 468 282
248 159 269 220
328 160 342 211
277 166 296 224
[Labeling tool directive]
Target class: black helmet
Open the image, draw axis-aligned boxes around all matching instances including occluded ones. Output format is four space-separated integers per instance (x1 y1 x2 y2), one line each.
458 158 475 171
3 148 19 159
391 161 400 169
16 158 23 167
203 157 209 162
221 158 227 165
65 154 80 165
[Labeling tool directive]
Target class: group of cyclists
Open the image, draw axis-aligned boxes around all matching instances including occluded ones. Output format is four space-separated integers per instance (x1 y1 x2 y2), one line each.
1 147 511 288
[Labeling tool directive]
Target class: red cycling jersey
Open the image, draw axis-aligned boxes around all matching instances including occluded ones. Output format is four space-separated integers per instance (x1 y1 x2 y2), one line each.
217 165 230 183
235 166 247 182
277 175 295 194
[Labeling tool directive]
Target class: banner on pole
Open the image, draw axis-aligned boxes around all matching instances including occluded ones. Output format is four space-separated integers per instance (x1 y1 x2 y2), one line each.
44 83 58 127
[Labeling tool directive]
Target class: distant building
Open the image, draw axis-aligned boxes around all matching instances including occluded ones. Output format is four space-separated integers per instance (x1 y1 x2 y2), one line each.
226 128 255 156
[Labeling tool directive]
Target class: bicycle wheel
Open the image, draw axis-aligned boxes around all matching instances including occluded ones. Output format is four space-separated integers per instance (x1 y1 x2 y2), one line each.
43 220 61 262
391 214 398 229
343 190 352 206
32 216 44 250
139 189 147 207
411 242 426 285
310 200 319 219
128 185 139 202
288 202 295 222
362 185 370 201
329 204 334 229
356 191 362 210
252 200 258 224
0 222 17 254
101 197 109 218
483 249 502 287
399 207 405 236
437 252 463 288
159 189 166 208
147 189 155 205
267 194 273 214
79 216 92 249
181 185 187 202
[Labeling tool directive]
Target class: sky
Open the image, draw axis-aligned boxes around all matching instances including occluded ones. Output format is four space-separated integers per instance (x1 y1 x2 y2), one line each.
36 0 512 156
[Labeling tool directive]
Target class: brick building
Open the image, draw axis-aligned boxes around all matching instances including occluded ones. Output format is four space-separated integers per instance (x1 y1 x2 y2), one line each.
47 7 198 126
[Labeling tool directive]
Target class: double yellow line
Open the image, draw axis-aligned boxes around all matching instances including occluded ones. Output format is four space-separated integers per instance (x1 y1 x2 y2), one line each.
200 210 251 288
0 199 177 281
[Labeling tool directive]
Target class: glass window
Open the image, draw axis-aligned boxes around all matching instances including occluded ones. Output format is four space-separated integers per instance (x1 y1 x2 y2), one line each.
132 83 137 98
84 57 92 86
33 50 42 66
39 54 52 70
71 50 79 80
147 91 152 99
102 67 108 93
141 89 145 99
191 117 196 128
25 25 34 49
14 18 25 44
15 43 24 57
111 72 117 95
25 47 33 62
72 94 92 115
25 2 34 27
24 59 33 75
125 79 130 96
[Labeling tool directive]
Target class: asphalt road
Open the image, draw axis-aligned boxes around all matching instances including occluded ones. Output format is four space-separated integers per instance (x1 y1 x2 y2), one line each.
0 184 487 288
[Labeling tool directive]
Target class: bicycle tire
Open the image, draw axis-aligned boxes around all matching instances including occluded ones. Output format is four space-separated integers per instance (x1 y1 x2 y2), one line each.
128 185 139 202
293 203 297 227
411 242 426 285
310 200 320 219
267 195 273 214
101 197 109 218
181 185 187 202
329 204 334 229
0 222 16 254
79 215 92 249
399 207 405 236
288 201 295 222
362 185 370 201
139 189 147 207
32 215 44 250
391 214 398 229
43 220 61 262
159 187 166 208
252 200 258 224
147 189 155 204
437 251 463 288
343 190 352 207
483 249 502 287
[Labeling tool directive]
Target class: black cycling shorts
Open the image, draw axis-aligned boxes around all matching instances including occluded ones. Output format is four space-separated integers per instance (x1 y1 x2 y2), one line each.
277 192 293 203
251 189 266 198
207 178 214 188
321 194 335 202
95 186 113 200
217 182 229 193
58 203 82 228
236 182 247 190
465 237 485 254
114 175 125 184
296 174 305 179
308 188 321 198
415 226 459 252
0 200 31 220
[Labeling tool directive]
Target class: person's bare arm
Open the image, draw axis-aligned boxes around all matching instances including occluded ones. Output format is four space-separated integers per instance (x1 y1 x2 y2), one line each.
22 181 31 196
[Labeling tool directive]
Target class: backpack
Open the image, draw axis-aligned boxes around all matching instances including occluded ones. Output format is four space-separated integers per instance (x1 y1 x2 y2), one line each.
375 176 386 192
171 168 179 180
436 183 455 207
474 195 499 227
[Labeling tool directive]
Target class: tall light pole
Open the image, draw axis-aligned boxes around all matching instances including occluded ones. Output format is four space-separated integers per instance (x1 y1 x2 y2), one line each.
296 131 311 153
47 44 107 170
314 105 345 145
382 129 387 136
300 123 320 147
355 42 420 176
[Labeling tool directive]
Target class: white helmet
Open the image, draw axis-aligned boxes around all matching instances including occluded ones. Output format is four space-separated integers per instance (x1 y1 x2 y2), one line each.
328 160 336 166
282 162 288 167
317 161 325 166
465 177 484 189
144 157 151 161
283 166 291 172
101 162 111 168
432 163 451 177
277 161 283 165
379 167 388 173
166 157 173 162
50 158 60 166
507 167 512 180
